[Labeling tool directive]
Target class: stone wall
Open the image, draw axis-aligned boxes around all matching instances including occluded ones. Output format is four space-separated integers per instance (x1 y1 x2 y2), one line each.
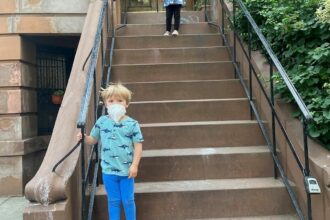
0 0 91 196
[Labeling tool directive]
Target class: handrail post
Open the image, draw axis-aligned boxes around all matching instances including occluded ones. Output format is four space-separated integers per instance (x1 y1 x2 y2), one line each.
233 0 237 78
94 69 97 122
204 0 207 22
269 61 277 179
247 22 253 119
303 118 312 220
80 126 86 220
221 0 225 45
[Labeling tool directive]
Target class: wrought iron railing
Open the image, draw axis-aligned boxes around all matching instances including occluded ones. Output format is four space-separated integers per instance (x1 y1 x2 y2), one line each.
204 0 319 219
52 0 116 219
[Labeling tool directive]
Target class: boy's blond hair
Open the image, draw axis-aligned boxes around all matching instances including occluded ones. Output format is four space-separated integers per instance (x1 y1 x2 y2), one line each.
101 83 132 104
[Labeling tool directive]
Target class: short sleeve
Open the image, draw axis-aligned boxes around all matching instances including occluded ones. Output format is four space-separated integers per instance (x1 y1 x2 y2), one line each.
132 122 144 143
90 121 101 140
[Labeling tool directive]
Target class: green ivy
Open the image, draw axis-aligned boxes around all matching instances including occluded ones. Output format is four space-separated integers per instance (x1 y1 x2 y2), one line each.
236 0 330 148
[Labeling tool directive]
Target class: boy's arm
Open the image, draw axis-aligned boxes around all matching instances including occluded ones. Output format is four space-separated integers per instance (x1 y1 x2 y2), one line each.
84 135 98 145
128 142 143 178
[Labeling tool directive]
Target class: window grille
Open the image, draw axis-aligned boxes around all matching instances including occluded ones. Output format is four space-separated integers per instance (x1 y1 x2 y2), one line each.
37 49 67 90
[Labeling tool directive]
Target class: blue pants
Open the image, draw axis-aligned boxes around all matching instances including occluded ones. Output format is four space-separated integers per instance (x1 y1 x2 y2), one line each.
103 173 136 220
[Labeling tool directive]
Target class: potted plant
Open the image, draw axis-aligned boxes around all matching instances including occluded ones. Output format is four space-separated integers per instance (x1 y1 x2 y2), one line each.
51 89 64 105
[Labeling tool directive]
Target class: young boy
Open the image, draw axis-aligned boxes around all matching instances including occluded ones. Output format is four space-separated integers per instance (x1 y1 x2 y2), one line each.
78 83 143 220
163 0 185 36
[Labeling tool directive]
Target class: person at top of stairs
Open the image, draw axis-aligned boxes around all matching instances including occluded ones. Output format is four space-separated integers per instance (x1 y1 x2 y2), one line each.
77 83 144 220
163 0 186 36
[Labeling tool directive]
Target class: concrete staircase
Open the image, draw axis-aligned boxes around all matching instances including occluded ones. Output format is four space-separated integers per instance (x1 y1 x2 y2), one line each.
94 11 298 219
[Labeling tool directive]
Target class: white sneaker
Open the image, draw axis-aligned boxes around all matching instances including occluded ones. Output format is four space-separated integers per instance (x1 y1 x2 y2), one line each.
163 31 170 36
172 30 179 36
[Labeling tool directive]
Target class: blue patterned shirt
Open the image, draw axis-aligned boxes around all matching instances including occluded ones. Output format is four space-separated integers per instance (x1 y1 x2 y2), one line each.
163 0 185 7
90 115 144 176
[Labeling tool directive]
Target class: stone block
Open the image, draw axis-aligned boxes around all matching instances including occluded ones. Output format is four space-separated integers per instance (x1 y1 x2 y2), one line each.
0 135 50 156
0 156 23 195
0 115 37 141
0 150 46 196
0 36 36 64
21 38 36 64
0 62 37 87
0 89 37 114
0 0 16 13
0 17 9 33
0 36 21 60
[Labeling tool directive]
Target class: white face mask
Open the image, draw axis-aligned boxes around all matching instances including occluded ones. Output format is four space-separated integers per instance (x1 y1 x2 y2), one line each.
107 104 126 123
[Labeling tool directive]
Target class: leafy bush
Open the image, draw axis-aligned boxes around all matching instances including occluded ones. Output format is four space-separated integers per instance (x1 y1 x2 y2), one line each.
236 0 330 148
317 0 330 23
194 0 210 11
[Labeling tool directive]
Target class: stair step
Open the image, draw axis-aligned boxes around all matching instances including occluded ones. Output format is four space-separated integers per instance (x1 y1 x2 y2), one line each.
141 120 265 149
113 46 230 65
125 11 205 24
111 61 234 83
113 34 223 49
128 98 251 123
191 215 299 219
137 146 273 182
94 178 295 219
125 80 245 101
115 23 218 36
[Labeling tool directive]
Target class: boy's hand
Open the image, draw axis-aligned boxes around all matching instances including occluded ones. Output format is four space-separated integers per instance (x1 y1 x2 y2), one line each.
128 164 138 178
76 132 83 141
76 132 88 142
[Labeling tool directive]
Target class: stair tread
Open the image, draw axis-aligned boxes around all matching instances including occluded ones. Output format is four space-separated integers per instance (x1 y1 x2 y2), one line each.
116 22 210 27
142 146 269 158
96 178 286 194
141 120 259 127
112 60 233 67
137 177 285 193
124 79 240 84
131 98 248 104
192 215 299 220
115 23 219 36
114 45 226 51
115 33 221 38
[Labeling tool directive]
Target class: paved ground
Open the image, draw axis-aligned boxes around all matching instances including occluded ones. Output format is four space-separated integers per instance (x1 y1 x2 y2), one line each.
0 197 27 220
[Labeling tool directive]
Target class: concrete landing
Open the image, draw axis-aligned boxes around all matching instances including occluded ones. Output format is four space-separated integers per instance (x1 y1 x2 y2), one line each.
0 197 27 220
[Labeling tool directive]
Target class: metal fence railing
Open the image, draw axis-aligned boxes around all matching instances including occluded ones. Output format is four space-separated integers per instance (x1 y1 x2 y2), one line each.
204 0 320 219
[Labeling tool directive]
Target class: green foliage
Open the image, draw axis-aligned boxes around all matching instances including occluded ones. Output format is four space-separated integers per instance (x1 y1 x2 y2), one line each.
194 0 210 11
317 0 330 23
53 90 65 96
236 0 330 148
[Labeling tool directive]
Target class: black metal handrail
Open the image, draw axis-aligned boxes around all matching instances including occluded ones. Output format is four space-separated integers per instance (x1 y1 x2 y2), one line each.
204 0 319 219
52 0 115 220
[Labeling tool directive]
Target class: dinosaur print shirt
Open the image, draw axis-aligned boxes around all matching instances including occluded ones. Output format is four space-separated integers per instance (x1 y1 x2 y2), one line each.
90 115 144 176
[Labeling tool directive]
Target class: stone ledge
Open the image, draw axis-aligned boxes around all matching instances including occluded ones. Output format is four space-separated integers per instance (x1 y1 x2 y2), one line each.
0 15 86 34
0 0 90 14
0 135 50 156
24 200 69 220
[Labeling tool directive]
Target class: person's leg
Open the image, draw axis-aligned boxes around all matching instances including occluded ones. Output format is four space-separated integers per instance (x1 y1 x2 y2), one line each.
120 176 136 220
166 5 174 32
173 4 182 31
103 174 121 220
